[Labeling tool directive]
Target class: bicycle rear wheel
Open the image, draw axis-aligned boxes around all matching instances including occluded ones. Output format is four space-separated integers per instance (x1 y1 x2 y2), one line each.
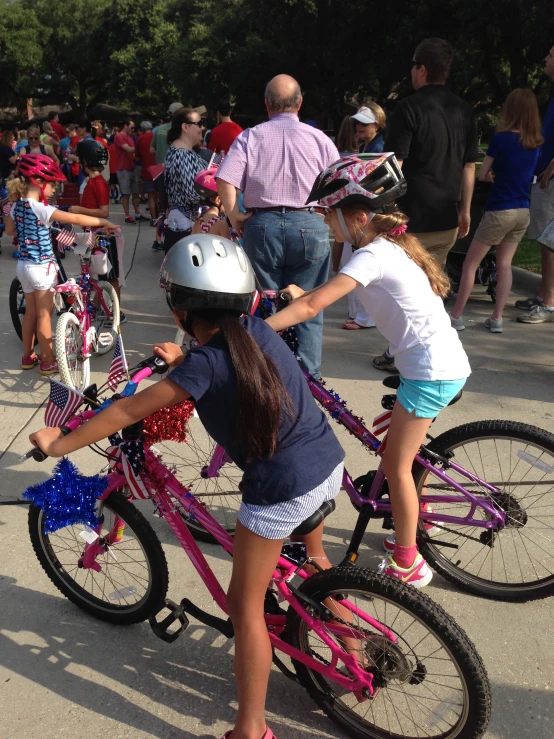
55 311 90 391
9 277 26 341
415 420 554 601
286 567 490 739
149 415 242 542
93 281 120 355
28 490 168 624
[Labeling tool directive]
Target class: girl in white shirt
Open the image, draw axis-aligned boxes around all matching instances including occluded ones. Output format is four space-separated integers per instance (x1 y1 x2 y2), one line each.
267 153 470 588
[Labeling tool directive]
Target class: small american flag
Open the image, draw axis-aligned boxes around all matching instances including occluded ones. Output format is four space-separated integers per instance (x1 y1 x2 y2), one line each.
107 334 128 390
54 223 77 248
372 409 392 437
45 380 84 427
107 435 149 499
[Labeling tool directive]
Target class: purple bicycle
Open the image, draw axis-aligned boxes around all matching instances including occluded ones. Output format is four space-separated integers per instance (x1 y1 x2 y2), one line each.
25 356 491 739
158 291 554 603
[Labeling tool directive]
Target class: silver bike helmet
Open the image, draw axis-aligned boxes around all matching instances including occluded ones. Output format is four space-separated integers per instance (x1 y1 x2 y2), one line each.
160 234 258 315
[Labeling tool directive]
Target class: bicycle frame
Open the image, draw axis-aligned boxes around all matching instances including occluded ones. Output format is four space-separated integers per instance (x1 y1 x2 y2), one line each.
62 367 398 698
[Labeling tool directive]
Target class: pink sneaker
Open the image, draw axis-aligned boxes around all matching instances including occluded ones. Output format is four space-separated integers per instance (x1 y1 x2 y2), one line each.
379 552 433 588
222 729 276 739
21 353 41 370
39 359 59 376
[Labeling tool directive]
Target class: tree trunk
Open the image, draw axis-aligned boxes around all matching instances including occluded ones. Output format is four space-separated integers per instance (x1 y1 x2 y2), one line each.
25 98 34 120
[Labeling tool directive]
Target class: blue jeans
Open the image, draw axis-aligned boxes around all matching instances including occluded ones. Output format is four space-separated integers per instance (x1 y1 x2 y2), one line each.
243 210 330 378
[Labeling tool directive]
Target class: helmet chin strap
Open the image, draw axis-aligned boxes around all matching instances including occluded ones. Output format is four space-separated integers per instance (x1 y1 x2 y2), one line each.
336 207 374 248
29 177 48 205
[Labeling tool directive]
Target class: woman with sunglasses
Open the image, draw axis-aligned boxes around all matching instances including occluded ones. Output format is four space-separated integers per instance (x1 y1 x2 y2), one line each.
163 108 206 253
351 103 386 154
21 125 59 165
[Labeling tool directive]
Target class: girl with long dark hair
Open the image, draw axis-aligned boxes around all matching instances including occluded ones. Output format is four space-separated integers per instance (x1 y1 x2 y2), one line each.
29 234 345 739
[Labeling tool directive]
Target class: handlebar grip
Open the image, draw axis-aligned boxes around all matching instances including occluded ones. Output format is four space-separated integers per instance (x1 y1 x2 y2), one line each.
151 356 169 375
60 425 72 436
32 448 48 462
277 292 292 310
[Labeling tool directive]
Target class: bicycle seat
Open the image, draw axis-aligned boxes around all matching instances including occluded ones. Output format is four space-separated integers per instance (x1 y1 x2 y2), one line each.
382 375 463 406
291 499 336 536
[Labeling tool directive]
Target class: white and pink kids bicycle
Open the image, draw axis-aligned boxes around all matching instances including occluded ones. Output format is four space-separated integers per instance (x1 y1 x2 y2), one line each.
24 356 491 739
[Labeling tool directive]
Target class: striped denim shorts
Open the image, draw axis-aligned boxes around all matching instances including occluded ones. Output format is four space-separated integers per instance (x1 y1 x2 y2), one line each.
238 462 344 540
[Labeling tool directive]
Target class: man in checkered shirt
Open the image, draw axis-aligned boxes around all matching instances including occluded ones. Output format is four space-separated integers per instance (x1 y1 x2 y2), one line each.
217 75 339 379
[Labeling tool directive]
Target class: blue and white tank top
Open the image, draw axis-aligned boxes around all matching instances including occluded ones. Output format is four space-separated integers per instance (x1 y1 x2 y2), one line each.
10 199 56 264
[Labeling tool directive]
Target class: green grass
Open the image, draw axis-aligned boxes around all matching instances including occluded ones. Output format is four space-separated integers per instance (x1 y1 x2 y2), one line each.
512 236 542 273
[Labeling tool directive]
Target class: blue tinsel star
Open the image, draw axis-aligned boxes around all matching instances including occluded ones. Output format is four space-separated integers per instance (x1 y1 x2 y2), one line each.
23 457 109 534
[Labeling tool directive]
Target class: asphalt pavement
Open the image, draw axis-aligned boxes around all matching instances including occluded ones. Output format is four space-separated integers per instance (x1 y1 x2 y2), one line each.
0 209 553 738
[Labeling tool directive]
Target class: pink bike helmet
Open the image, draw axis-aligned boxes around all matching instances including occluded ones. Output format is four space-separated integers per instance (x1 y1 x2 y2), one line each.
18 153 67 183
194 167 218 201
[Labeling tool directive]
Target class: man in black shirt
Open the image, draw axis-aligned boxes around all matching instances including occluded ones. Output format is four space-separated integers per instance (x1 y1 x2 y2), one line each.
385 38 478 267
374 38 478 373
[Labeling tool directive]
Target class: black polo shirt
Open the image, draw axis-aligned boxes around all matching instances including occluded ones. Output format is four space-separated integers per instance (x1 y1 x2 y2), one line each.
385 85 479 233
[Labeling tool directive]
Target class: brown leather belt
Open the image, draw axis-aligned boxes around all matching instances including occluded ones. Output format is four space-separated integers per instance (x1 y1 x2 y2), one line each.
252 206 327 216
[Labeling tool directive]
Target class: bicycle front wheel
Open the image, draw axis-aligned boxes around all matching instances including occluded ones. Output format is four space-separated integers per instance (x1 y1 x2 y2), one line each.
286 567 490 739
55 311 90 391
28 490 168 624
415 420 554 601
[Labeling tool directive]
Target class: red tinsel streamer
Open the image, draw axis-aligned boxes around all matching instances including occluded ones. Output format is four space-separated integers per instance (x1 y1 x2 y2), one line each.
142 401 195 445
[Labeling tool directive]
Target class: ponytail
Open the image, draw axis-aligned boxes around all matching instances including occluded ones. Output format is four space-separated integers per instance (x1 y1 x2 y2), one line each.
372 211 450 297
199 312 295 462
8 178 25 202
341 205 450 298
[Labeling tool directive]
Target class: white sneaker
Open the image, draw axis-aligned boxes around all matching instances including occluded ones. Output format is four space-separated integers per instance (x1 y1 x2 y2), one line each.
449 313 465 331
484 316 503 333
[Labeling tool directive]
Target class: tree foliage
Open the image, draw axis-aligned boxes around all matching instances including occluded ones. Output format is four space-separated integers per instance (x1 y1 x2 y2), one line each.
0 0 553 123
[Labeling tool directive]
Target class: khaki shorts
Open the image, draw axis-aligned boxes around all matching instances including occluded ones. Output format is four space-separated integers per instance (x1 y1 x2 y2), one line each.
412 228 459 268
528 180 554 240
474 208 530 246
117 169 139 195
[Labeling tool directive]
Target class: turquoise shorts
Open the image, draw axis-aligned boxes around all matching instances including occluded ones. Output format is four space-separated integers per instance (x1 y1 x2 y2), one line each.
397 377 467 418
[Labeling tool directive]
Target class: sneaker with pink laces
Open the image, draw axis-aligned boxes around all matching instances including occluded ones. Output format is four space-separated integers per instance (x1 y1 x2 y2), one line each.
39 359 59 376
379 552 433 588
383 521 441 553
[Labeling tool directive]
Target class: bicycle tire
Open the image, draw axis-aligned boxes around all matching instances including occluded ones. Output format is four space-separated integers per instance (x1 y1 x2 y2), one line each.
9 277 34 344
286 567 490 739
55 311 90 391
95 281 120 355
28 490 168 625
414 420 554 601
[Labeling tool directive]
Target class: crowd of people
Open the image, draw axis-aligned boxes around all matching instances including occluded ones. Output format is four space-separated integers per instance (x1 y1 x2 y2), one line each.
2 35 554 739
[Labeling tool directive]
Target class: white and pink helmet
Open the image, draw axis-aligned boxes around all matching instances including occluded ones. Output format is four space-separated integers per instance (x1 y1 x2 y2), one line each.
307 153 406 212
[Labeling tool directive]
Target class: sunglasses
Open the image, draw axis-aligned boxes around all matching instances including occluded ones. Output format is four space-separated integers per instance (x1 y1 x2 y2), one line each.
28 136 40 140
185 120 205 128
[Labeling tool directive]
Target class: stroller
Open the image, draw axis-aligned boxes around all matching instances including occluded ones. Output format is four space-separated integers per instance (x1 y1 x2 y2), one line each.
446 180 497 303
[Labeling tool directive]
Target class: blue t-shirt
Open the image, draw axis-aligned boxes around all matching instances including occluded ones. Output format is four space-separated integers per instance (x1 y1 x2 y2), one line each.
10 199 56 264
360 134 385 154
536 98 554 176
168 316 345 505
58 137 72 155
484 131 540 211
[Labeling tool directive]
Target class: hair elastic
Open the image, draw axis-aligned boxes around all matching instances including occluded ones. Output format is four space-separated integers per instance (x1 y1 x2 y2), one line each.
389 224 407 237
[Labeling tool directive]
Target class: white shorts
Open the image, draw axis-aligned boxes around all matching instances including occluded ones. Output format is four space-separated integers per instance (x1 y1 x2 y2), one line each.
16 260 58 293
238 462 343 540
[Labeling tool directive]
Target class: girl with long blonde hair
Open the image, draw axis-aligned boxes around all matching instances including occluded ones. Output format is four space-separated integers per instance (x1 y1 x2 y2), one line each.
450 88 544 332
267 154 471 588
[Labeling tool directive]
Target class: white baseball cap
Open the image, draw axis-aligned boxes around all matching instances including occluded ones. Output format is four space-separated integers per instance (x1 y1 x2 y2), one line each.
168 102 184 115
351 106 377 125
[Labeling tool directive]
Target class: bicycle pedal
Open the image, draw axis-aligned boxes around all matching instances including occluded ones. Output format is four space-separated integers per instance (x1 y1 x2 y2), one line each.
97 332 113 347
148 599 190 643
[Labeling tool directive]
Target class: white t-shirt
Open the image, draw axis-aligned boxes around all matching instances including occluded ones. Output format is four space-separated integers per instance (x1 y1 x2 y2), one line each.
340 236 471 381
10 198 56 225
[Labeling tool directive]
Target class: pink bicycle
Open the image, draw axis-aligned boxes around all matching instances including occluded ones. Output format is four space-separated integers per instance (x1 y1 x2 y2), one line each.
25 356 491 739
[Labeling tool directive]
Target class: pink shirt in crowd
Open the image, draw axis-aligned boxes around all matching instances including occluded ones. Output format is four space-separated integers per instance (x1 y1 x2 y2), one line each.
217 113 340 208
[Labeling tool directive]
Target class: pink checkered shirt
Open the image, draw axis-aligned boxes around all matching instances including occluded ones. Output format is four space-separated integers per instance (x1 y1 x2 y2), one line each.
217 113 340 208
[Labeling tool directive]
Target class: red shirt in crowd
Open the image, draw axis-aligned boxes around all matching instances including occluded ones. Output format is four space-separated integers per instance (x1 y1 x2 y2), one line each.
208 121 244 154
95 136 108 148
108 144 118 174
134 131 156 180
69 135 82 178
81 174 110 211
114 132 135 171
50 119 66 141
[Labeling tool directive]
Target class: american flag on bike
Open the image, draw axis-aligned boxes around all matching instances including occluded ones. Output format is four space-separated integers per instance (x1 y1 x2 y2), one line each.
54 222 77 248
107 334 128 390
45 380 85 427
372 409 392 437
107 434 149 499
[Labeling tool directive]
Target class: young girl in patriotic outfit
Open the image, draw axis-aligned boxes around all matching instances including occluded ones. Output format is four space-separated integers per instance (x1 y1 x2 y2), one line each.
6 154 118 375
267 154 471 588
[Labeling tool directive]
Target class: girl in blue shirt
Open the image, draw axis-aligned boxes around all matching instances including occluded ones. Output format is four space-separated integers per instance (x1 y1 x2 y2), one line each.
450 89 544 333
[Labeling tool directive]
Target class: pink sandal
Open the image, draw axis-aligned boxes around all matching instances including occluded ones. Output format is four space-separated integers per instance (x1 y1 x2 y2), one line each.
222 728 276 739
342 320 369 330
